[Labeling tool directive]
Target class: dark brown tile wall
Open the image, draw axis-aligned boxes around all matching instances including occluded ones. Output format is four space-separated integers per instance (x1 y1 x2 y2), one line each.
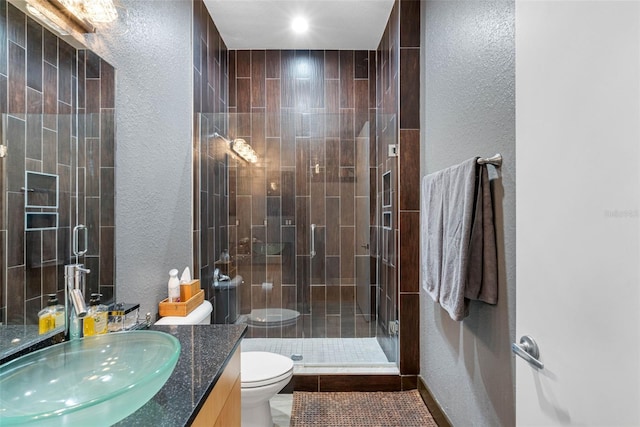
376 0 421 376
192 0 229 301
398 0 421 376
188 0 419 382
229 49 376 340
0 1 116 324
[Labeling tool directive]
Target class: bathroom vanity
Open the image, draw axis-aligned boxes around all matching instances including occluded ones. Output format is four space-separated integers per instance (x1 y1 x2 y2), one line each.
115 324 246 426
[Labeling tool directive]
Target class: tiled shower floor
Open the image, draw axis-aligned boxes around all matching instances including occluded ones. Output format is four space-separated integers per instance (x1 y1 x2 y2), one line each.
241 338 399 374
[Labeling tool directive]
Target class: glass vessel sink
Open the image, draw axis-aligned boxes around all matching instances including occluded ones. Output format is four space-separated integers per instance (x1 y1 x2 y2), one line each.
0 330 180 426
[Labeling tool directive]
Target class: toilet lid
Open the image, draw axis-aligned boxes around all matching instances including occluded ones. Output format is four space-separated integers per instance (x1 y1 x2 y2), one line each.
241 351 294 388
246 308 300 327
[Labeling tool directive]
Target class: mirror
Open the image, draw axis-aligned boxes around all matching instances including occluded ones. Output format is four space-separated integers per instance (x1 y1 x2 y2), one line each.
1 2 116 361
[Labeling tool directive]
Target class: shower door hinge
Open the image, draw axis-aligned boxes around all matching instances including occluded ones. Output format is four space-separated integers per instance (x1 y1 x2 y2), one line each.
388 320 399 336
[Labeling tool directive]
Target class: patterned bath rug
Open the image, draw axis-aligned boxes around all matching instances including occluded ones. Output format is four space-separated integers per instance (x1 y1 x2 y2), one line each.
290 390 438 427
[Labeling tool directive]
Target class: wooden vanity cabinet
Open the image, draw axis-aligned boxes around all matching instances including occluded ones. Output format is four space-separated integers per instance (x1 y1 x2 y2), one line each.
192 348 241 427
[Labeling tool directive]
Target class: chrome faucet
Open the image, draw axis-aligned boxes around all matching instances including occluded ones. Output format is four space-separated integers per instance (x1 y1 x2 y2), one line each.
65 264 90 338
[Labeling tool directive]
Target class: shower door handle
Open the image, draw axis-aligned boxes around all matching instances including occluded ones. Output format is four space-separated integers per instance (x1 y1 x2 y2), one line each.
73 224 88 256
310 224 316 258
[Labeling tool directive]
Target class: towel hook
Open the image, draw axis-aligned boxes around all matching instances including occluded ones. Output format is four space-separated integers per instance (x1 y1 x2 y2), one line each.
477 154 502 167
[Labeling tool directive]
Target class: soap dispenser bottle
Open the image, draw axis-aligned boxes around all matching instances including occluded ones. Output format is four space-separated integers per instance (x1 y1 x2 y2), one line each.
83 296 96 337
38 294 65 334
168 269 180 302
49 294 65 330
93 294 108 335
38 295 55 334
84 293 109 336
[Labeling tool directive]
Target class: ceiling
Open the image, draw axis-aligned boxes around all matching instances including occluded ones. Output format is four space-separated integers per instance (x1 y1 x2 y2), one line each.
202 0 395 50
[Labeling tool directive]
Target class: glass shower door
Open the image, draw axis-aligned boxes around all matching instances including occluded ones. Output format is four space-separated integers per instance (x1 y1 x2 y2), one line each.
217 111 393 370
301 114 375 368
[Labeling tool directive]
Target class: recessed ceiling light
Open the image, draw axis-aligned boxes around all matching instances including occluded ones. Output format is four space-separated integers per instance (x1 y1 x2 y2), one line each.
291 16 308 34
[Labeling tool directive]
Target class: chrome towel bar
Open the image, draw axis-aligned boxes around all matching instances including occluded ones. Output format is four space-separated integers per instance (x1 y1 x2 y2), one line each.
477 153 502 167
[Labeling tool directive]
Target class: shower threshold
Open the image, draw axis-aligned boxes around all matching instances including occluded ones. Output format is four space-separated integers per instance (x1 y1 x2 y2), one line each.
241 337 399 375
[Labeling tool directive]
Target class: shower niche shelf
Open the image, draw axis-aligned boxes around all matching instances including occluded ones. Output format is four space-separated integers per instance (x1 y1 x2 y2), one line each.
25 212 58 231
23 171 59 231
23 171 58 208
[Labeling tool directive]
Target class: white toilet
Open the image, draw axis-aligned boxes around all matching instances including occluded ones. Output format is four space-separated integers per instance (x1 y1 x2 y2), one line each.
240 351 293 427
155 300 293 427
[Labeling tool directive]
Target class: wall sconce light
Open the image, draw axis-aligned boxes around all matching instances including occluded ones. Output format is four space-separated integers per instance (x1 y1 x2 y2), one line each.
23 0 118 34
57 0 118 23
213 133 258 164
230 138 258 164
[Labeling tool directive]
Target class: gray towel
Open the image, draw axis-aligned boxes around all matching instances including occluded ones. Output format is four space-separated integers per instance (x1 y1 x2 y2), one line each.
420 157 498 321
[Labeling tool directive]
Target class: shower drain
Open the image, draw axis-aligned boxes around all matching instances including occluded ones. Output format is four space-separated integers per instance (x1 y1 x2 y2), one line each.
291 353 303 361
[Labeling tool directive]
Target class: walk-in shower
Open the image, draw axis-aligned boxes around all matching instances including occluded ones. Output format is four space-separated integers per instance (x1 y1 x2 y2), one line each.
196 108 398 374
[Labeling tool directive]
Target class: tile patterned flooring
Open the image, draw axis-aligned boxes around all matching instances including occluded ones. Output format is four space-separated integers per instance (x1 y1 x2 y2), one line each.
255 339 400 426
241 337 399 374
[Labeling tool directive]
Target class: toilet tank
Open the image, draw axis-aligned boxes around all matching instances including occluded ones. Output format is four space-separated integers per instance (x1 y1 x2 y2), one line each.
155 300 213 325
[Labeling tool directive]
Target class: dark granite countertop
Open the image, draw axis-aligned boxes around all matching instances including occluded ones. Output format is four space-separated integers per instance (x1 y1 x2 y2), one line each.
114 324 246 427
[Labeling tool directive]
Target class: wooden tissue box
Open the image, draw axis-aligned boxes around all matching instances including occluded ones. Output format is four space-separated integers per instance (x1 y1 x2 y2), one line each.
159 289 204 317
180 279 201 301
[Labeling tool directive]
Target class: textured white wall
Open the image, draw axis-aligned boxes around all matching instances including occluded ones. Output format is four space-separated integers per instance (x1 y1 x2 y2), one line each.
420 1 515 425
84 0 193 318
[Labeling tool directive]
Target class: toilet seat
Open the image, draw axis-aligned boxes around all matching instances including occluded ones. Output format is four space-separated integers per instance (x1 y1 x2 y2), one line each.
241 351 293 388
245 308 300 328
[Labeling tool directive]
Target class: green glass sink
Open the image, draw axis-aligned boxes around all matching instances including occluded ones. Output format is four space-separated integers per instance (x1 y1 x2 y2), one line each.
0 330 180 426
